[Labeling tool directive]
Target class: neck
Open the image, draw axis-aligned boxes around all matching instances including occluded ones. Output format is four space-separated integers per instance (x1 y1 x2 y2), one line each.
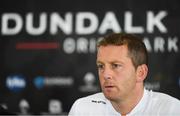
111 86 144 115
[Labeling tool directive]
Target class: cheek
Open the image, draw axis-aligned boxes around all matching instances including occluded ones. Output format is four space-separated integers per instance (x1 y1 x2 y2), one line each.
115 70 136 85
122 73 136 89
98 74 104 84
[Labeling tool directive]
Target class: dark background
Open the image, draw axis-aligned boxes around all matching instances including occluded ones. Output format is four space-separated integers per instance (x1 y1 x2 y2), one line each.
0 0 180 115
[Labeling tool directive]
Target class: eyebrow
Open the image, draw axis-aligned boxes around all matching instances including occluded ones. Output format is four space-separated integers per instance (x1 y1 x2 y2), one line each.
96 60 124 64
96 61 103 64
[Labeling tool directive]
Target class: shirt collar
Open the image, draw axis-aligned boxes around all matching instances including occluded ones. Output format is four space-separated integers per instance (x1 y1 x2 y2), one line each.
104 88 149 115
127 88 148 115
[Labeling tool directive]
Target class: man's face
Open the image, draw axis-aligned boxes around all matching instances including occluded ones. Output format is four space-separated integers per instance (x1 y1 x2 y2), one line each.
97 45 138 102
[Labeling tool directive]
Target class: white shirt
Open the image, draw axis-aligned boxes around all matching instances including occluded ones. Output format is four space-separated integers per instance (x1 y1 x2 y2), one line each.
69 89 180 116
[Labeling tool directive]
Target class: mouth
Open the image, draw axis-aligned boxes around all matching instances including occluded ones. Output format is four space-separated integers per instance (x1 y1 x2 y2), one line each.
103 82 115 92
104 85 115 91
105 85 114 88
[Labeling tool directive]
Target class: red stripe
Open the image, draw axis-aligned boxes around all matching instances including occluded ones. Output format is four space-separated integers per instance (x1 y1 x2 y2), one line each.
16 42 60 50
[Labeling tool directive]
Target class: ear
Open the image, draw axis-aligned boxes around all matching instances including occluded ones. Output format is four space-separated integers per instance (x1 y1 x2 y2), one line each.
136 64 148 82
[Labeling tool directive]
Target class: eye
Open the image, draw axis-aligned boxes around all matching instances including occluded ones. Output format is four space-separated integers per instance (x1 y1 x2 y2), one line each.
97 64 104 70
112 63 121 69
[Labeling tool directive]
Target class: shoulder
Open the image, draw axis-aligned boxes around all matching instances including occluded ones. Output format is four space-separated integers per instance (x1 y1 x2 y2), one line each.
79 92 105 100
73 92 107 106
68 92 108 115
146 90 180 114
149 90 180 103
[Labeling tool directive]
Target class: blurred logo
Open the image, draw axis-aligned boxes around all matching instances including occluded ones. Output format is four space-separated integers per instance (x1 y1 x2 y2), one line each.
6 75 26 92
79 72 99 92
48 99 63 114
19 99 30 115
34 76 74 89
144 82 160 90
34 76 45 89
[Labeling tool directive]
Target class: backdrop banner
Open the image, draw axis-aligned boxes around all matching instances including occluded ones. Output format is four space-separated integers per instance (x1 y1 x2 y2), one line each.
0 0 180 114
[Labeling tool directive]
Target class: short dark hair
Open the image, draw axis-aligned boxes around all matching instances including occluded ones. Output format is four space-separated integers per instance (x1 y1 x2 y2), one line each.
97 33 148 69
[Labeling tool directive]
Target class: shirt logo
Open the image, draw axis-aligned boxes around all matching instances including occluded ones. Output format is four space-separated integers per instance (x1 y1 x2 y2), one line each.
91 100 106 104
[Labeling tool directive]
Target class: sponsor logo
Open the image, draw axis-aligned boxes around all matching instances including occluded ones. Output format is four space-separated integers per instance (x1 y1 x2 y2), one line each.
34 76 74 89
1 11 178 53
145 82 160 90
48 99 63 114
34 76 45 89
19 99 30 114
1 11 168 36
79 72 99 92
91 100 106 104
6 75 26 92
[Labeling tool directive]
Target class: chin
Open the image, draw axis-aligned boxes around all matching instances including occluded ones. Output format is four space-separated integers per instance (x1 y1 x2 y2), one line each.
103 92 117 101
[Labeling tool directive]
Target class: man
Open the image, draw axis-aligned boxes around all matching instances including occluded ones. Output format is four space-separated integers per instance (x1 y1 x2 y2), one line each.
69 33 180 116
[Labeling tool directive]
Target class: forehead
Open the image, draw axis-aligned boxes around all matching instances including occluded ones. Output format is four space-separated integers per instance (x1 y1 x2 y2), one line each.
97 45 130 61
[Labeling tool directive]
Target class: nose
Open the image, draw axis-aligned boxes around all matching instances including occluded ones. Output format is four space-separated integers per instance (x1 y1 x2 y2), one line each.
102 67 113 80
104 75 112 80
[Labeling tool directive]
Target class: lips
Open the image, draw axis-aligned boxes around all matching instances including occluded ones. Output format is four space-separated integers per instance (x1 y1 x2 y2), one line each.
103 81 115 91
105 85 114 88
104 83 115 90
